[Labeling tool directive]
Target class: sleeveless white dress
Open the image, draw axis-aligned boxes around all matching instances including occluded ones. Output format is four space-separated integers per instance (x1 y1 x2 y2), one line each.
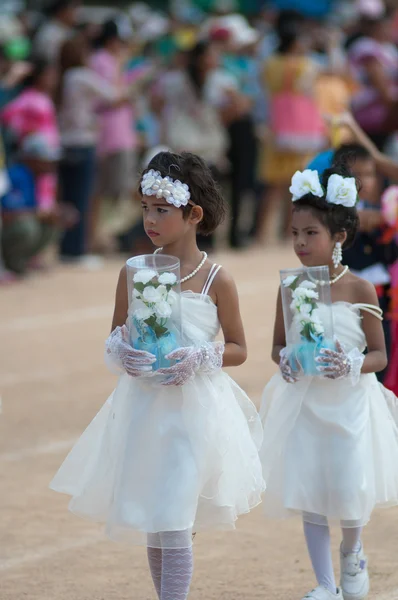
260 302 398 527
50 266 265 545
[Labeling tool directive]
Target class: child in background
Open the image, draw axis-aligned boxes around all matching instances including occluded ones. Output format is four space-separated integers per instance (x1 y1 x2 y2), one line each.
257 10 327 243
1 58 60 218
1 134 58 274
335 143 398 381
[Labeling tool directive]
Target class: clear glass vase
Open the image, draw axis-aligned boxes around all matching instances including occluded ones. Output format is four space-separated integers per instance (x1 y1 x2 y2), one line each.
126 254 181 372
280 266 335 377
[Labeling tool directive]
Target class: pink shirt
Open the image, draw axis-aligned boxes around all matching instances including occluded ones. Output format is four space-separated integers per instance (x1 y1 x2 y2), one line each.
90 49 135 157
1 88 60 210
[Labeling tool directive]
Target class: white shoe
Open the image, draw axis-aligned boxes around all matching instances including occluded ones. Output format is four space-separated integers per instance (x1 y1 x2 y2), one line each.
302 586 343 600
340 544 370 600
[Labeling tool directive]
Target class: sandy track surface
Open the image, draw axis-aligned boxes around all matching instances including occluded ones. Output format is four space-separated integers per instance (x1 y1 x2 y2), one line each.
1 246 397 600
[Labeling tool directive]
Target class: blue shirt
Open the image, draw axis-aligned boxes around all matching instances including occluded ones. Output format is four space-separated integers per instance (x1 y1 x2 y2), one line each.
307 150 334 176
1 163 36 213
269 0 333 17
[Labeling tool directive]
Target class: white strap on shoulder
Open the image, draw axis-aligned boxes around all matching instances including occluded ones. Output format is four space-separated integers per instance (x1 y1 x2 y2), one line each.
201 264 222 296
353 303 383 320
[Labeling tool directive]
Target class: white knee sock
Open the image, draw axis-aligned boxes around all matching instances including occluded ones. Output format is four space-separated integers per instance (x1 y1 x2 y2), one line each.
303 518 337 594
159 531 193 600
341 527 362 555
147 533 162 599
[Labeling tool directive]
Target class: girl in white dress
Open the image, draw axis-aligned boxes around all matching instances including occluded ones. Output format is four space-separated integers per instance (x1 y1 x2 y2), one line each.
50 151 264 600
260 163 398 600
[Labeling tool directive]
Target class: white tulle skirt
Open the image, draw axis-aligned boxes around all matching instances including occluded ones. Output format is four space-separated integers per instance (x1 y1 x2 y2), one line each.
50 371 265 547
259 372 398 527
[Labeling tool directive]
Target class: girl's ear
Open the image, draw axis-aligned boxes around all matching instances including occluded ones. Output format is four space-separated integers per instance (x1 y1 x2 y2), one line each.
334 230 348 246
188 205 204 227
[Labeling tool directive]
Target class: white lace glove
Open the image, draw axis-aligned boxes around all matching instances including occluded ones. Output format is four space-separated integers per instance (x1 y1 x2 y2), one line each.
316 339 365 385
279 348 298 384
157 341 225 386
105 325 156 377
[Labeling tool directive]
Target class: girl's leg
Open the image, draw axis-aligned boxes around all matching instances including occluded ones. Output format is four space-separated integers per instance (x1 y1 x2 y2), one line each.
303 514 336 594
341 526 362 555
159 530 193 600
340 524 369 600
147 533 162 599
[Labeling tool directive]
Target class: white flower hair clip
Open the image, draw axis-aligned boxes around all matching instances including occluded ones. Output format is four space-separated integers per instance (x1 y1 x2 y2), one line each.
289 169 358 208
289 170 324 202
141 169 192 208
326 174 358 208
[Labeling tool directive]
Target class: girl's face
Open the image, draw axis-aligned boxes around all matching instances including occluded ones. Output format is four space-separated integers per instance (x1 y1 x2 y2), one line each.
141 195 201 247
291 208 341 268
351 157 378 204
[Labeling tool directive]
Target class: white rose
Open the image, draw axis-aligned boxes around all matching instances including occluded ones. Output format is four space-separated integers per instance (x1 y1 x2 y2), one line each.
293 313 311 326
133 269 158 285
134 306 154 321
143 285 163 303
294 286 318 301
313 321 324 335
293 286 318 301
326 174 357 208
300 280 317 290
282 275 298 288
158 272 177 286
155 300 172 319
302 289 319 300
299 303 313 317
292 287 305 300
289 170 324 202
157 284 168 298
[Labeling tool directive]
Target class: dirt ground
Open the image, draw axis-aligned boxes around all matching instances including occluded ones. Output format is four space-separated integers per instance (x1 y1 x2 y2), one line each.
0 245 397 600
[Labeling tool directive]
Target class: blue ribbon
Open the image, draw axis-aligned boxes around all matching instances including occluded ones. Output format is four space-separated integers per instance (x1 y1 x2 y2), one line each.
132 316 178 370
290 336 335 376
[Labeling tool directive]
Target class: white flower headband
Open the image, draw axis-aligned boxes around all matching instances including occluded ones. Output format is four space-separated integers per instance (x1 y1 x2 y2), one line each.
141 169 192 208
289 169 358 208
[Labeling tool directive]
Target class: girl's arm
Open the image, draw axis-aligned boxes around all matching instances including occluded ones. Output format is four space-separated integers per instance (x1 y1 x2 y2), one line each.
111 266 129 332
356 279 388 374
213 269 247 367
271 287 286 365
335 112 398 181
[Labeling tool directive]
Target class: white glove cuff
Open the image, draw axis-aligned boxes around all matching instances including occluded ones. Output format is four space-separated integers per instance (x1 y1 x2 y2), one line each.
347 347 365 386
198 341 225 374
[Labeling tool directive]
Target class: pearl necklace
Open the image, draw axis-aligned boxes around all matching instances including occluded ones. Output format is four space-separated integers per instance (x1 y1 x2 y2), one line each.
154 248 208 283
309 265 350 286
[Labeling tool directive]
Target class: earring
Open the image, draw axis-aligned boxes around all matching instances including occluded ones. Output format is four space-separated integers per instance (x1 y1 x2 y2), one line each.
332 242 342 269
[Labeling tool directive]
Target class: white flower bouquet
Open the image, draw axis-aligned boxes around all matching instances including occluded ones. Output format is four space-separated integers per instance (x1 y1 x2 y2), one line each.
126 255 181 371
280 267 335 377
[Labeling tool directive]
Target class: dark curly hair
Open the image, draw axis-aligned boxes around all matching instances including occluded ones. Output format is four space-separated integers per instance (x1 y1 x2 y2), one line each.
140 151 226 236
292 162 360 249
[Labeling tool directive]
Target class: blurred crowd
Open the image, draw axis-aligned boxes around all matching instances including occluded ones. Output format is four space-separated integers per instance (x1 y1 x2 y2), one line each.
1 0 398 372
2 0 398 387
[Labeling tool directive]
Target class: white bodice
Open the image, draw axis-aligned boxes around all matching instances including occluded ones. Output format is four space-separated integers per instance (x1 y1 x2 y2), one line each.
181 292 220 345
331 302 383 353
